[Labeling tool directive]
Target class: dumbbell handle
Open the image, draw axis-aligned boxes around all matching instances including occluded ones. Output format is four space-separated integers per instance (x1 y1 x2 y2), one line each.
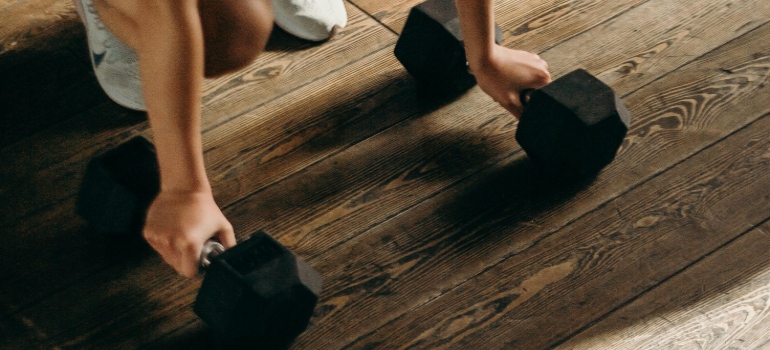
520 89 535 107
199 240 225 269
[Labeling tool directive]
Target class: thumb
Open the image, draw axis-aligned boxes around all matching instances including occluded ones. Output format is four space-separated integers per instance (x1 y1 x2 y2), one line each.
216 221 237 248
502 92 524 119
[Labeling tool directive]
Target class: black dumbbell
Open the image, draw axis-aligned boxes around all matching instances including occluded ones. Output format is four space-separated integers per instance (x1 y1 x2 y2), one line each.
75 137 322 349
516 69 630 177
395 0 630 178
394 0 503 95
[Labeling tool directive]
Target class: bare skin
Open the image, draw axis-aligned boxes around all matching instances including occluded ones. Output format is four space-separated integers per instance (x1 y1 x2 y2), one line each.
91 0 272 278
87 0 550 278
456 0 552 117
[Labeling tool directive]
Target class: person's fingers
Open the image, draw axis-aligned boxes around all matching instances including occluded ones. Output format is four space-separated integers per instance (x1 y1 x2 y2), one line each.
217 221 237 248
178 240 203 278
145 230 202 278
143 230 173 265
530 69 551 88
149 241 185 276
503 102 522 118
503 91 524 118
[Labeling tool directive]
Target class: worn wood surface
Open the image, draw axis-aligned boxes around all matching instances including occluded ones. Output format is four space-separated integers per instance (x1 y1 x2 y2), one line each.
558 221 770 349
2 0 770 349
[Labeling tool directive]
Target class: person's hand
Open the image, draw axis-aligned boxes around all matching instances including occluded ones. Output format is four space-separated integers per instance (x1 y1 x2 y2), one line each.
469 45 552 118
143 190 236 278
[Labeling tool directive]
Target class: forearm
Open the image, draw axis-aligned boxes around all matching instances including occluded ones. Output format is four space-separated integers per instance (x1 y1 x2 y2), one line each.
136 0 209 192
455 0 495 70
453 0 551 117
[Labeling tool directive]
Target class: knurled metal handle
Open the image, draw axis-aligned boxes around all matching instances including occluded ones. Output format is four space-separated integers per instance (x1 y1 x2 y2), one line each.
520 89 535 107
199 240 225 269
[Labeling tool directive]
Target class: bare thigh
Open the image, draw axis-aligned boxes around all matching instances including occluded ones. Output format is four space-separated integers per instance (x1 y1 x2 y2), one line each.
93 0 274 77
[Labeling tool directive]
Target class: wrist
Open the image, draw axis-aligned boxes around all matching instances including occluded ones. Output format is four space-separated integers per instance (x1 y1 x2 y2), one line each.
466 44 499 75
160 172 211 193
157 156 211 193
151 133 210 193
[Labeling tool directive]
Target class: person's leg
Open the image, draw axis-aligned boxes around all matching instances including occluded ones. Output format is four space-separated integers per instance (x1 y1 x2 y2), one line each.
90 0 139 49
92 0 273 78
198 0 273 77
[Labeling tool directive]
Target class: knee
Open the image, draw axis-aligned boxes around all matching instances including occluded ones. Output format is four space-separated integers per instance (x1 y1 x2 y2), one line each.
202 0 274 77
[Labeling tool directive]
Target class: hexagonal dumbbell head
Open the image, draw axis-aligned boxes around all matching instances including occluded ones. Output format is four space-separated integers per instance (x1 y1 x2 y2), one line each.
394 0 502 96
75 136 160 235
194 231 323 349
515 69 631 178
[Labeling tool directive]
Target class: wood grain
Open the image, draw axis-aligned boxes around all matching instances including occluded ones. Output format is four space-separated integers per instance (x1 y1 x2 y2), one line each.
350 0 650 55
3 0 770 348
540 0 770 94
0 0 80 56
0 0 395 322
198 2 395 130
2 0 759 272
0 46 416 317
0 3 394 224
343 98 770 349
557 222 770 349
5 9 769 350
0 0 674 318
293 21 770 348
0 0 109 149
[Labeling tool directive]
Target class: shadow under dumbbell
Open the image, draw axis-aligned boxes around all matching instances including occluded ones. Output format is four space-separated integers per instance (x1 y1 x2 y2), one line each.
82 225 154 262
445 154 596 247
148 321 304 350
414 81 474 106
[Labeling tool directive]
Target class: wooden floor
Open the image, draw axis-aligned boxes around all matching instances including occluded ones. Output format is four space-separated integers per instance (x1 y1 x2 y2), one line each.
3 0 770 348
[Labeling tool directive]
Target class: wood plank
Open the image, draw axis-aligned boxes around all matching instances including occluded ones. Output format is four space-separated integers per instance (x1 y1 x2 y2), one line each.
290 21 770 348
0 46 419 317
0 105 149 226
6 2 752 232
201 48 412 204
0 199 135 319
4 0 768 348
0 0 81 56
557 222 770 349
0 1 110 149
0 0 397 321
342 108 770 348
347 0 417 33
7 0 767 228
541 0 770 95
0 2 395 224
0 0 19 11
0 45 110 149
1 0 768 344
350 0 649 55
0 313 48 350
170 0 770 263
199 2 395 129
354 0 770 95
5 8 770 350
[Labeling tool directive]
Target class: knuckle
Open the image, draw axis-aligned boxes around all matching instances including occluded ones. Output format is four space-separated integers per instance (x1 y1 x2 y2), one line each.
536 71 551 85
